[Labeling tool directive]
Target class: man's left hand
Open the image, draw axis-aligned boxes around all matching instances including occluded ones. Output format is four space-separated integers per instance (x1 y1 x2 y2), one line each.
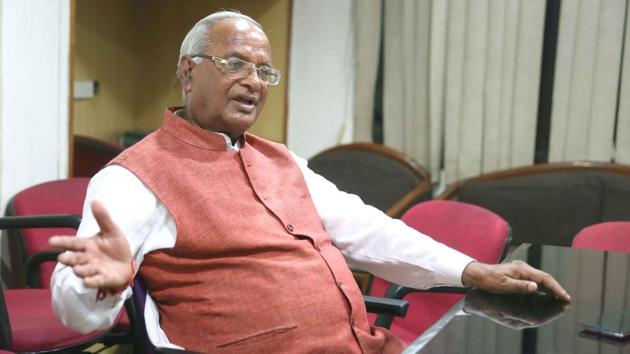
461 260 571 302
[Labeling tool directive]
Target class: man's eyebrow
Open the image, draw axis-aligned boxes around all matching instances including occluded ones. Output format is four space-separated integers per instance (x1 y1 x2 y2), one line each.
224 51 272 67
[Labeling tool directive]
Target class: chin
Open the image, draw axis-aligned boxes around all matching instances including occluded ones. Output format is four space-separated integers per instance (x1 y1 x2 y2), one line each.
226 120 256 138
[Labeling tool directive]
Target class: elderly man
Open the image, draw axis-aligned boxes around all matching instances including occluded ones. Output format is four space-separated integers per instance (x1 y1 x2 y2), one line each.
50 10 570 354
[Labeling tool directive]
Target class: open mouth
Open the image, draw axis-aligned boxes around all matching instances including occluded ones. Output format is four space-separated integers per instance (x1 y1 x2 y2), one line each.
235 96 255 105
232 95 257 113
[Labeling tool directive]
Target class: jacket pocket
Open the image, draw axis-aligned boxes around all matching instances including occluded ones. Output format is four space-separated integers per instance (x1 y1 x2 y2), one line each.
216 325 298 349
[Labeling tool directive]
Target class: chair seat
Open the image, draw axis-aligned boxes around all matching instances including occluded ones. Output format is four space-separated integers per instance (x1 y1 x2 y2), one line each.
6 289 107 352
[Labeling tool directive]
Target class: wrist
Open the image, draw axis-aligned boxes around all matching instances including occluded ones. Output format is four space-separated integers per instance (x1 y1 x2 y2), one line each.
96 258 137 301
461 261 487 288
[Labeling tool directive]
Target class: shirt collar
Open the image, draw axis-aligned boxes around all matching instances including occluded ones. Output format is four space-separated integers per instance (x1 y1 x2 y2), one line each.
164 107 242 152
215 132 241 152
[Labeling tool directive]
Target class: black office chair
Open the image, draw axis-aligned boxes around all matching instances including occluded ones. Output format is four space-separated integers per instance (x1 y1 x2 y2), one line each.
309 143 432 218
438 161 630 246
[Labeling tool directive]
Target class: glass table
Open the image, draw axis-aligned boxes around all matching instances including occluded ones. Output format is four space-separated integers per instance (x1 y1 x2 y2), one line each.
404 244 630 354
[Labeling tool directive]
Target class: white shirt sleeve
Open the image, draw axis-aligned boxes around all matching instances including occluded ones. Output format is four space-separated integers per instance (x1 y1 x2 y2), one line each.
50 165 177 333
291 152 475 288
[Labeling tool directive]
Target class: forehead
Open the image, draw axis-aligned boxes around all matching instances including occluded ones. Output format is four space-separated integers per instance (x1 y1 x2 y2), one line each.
206 19 271 61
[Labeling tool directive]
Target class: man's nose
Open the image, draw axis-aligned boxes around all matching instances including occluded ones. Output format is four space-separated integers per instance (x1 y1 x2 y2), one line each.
240 67 263 91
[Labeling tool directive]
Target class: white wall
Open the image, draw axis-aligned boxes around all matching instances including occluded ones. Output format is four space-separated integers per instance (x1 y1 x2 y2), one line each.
287 0 354 159
0 0 71 283
0 0 70 209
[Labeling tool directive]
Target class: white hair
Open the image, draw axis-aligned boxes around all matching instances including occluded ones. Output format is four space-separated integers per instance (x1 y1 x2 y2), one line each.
179 10 262 61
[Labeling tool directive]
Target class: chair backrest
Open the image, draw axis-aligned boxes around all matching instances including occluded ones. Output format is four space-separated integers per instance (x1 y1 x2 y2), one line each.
370 200 511 343
0 287 10 349
73 134 124 177
5 178 90 288
572 221 630 253
438 161 630 246
308 143 431 218
132 276 155 354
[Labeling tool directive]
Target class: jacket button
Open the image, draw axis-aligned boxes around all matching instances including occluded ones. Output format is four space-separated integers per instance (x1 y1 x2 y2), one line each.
287 224 294 232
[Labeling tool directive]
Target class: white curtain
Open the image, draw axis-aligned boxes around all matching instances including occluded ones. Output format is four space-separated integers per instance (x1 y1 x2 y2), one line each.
615 1 630 164
549 0 628 162
353 0 630 183
382 0 546 183
352 0 382 142
382 0 436 175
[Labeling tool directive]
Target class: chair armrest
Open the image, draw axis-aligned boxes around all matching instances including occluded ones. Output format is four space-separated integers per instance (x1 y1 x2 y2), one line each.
0 214 81 287
154 348 202 354
374 284 468 329
386 284 468 300
364 295 409 317
0 214 81 229
25 250 62 287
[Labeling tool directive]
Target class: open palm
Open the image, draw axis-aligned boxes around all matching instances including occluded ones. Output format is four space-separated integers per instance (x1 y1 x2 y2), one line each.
49 201 133 290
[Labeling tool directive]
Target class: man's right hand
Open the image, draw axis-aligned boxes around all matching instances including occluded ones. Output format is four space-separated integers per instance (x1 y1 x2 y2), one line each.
461 260 571 302
49 201 133 290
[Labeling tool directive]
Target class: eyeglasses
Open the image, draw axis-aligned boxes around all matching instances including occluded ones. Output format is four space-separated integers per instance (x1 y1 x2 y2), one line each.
191 54 281 86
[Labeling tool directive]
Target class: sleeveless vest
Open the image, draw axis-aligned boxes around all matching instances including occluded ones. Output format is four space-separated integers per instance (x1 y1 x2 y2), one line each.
112 109 404 353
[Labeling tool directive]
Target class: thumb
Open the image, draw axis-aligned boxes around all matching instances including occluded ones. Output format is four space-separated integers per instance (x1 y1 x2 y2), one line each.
91 200 120 237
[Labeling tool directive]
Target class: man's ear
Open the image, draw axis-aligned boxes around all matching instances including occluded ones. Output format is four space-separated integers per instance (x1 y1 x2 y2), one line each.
177 56 194 93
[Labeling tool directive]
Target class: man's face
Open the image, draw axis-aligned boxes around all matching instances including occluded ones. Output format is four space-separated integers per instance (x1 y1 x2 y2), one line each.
180 19 271 139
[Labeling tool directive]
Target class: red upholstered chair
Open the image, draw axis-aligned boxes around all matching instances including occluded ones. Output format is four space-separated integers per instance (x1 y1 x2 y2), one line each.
0 215 109 353
572 221 630 253
369 200 511 343
5 178 90 288
3 179 136 349
73 135 124 177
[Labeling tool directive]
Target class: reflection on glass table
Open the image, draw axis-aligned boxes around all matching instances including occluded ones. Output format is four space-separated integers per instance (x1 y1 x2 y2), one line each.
404 244 630 354
463 288 568 330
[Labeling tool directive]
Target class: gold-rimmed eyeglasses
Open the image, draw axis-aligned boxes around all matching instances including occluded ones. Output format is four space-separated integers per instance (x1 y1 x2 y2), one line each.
191 54 281 86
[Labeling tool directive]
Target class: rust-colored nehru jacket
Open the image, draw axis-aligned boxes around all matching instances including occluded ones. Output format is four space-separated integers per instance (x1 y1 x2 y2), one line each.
111 109 405 353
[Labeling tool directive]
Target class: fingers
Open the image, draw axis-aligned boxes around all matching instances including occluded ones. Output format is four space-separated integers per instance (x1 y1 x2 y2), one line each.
49 236 86 252
57 250 90 266
91 200 120 237
530 270 571 302
83 274 121 289
510 261 571 302
73 263 98 277
501 277 538 294
83 274 107 289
